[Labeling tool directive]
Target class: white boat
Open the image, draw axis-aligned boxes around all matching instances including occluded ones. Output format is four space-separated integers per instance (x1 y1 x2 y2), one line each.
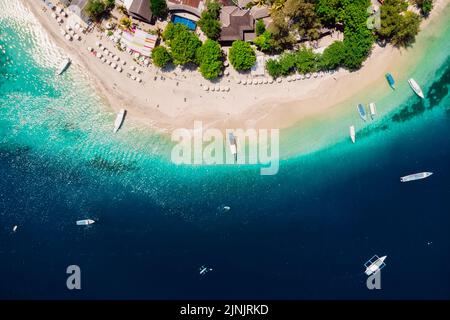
56 57 71 75
349 126 356 143
228 133 237 163
199 266 213 275
364 255 387 276
113 109 126 133
76 219 95 225
408 78 425 99
400 172 433 182
369 103 377 119
12 225 18 232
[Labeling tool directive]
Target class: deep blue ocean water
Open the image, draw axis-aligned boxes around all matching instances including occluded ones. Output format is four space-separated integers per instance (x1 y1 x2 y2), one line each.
0 1 449 299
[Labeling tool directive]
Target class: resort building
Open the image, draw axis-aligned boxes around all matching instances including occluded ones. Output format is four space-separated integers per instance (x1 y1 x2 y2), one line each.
167 0 205 17
219 6 255 44
124 0 153 23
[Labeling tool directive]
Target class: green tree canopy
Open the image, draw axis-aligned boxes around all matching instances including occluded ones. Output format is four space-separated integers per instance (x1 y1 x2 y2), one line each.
150 0 168 19
320 41 346 70
168 27 202 65
196 39 224 79
85 0 107 21
228 40 256 71
253 31 273 52
198 1 222 40
151 46 172 68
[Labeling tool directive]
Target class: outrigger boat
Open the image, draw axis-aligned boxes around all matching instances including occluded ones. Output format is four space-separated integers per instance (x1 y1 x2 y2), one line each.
408 78 425 99
357 104 367 122
349 126 356 143
56 57 71 75
114 109 126 133
369 102 377 119
385 73 395 89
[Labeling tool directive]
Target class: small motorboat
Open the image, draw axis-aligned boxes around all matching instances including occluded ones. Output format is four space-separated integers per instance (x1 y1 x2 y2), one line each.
76 219 95 226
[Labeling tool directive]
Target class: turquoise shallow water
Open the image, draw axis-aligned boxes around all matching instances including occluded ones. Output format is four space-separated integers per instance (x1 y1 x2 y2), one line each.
0 0 449 299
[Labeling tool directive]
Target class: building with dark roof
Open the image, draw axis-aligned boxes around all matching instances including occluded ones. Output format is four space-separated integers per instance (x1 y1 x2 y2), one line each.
125 0 153 23
219 6 255 43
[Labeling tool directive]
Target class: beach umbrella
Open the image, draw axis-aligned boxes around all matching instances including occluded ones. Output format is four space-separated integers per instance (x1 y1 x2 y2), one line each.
258 79 263 84
137 77 142 83
58 18 64 23
313 73 318 78
65 24 71 31
252 79 257 85
210 86 215 92
134 52 140 59
224 61 229 67
52 12 57 19
242 79 247 85
131 75 136 81
268 78 274 84
204 86 209 91
306 73 311 79
65 34 72 41
263 78 268 84
107 60 111 65
116 66 122 72
144 59 150 66
96 41 102 47
277 78 282 83
224 70 230 76
213 86 219 92
225 86 230 92
60 29 66 36
121 60 126 65
235 78 241 84
114 56 120 61
103 48 109 54
87 46 92 52
102 58 107 63
296 74 301 80
96 52 102 58
58 7 64 14
111 62 117 68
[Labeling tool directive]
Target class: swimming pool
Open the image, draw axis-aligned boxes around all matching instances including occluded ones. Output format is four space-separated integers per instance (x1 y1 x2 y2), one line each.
172 15 197 31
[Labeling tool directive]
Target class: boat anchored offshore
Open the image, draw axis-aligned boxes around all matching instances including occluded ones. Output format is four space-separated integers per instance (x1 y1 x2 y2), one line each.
357 104 367 122
369 102 377 119
228 132 238 163
408 78 425 99
400 172 433 182
76 219 95 226
385 73 395 89
56 57 71 75
349 126 356 143
199 266 213 275
113 109 126 133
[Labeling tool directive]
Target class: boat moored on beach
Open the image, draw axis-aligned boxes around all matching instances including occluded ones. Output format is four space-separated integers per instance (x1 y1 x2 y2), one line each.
56 57 71 75
114 109 126 133
349 126 356 143
357 104 367 122
385 73 395 89
369 103 377 119
76 219 95 225
400 172 433 182
408 78 425 99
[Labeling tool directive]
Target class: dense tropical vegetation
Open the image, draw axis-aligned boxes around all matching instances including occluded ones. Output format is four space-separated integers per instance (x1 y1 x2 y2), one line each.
413 0 434 16
85 0 114 21
151 46 172 68
196 39 224 79
229 40 257 71
150 0 168 19
197 0 222 40
376 0 421 47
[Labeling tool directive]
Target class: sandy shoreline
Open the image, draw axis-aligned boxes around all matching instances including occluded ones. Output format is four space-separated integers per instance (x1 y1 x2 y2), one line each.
23 0 449 134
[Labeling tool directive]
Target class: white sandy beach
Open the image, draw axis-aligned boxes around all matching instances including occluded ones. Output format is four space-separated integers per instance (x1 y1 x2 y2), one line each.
23 0 450 133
